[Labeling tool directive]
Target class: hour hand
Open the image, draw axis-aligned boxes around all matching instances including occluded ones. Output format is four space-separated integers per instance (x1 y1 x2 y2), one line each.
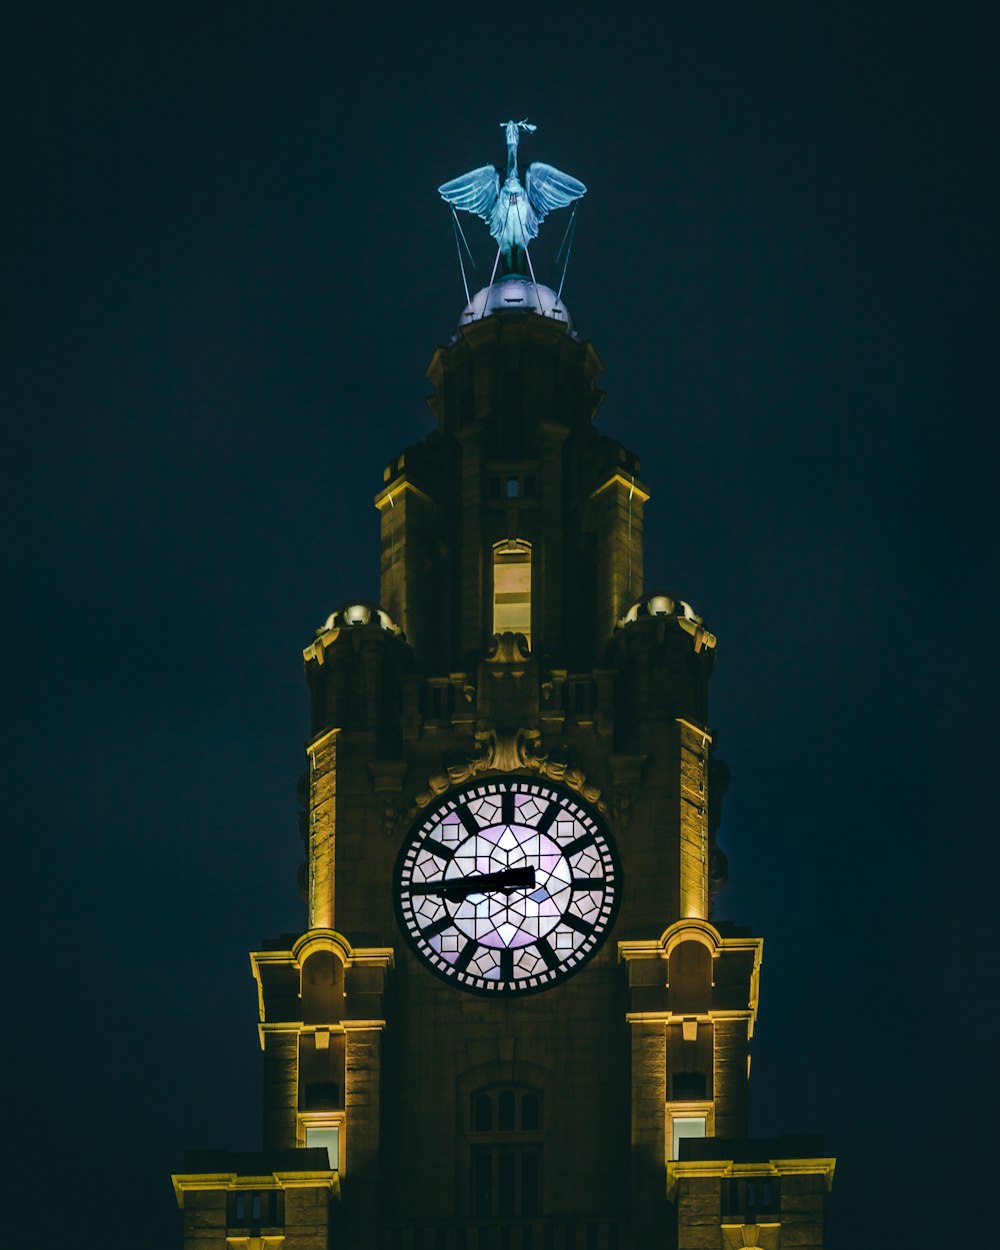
440 866 536 903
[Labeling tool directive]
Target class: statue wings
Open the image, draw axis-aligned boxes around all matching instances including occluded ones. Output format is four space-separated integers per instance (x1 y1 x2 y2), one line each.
438 164 500 223
438 162 586 250
524 163 587 228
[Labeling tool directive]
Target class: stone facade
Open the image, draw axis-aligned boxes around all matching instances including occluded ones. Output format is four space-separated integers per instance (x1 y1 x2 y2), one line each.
173 291 834 1247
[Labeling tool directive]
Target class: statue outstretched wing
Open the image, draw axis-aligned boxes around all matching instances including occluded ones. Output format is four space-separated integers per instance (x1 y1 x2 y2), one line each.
439 155 584 262
438 165 500 222
525 162 586 223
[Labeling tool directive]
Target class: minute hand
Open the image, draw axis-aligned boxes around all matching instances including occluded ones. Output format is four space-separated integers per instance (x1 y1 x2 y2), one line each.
439 866 536 903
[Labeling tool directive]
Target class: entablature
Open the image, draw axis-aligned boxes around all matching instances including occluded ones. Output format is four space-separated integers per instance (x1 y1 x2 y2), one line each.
250 929 394 1035
619 919 763 1020
667 1152 836 1200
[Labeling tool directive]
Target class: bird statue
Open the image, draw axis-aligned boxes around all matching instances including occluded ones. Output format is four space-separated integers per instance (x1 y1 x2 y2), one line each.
439 120 586 276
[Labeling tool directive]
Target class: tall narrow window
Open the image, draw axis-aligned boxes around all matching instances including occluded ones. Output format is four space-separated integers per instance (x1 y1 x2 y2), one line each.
227 1190 284 1231
492 540 531 646
468 1085 543 1218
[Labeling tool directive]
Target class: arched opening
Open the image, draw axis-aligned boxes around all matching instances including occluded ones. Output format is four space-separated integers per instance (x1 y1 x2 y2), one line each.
300 949 345 1023
667 938 712 1012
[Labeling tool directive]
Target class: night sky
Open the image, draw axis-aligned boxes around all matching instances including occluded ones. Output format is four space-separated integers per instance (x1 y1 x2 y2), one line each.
9 5 995 1247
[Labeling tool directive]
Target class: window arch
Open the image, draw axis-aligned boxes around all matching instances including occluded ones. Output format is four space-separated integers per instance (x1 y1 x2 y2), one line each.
492 540 532 646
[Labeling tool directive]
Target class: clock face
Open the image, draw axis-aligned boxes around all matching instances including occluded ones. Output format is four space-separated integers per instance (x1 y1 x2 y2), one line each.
394 778 620 996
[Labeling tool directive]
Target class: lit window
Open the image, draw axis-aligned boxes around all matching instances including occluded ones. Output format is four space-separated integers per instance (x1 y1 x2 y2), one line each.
671 1115 706 1160
492 540 531 645
305 1124 340 1169
506 477 519 498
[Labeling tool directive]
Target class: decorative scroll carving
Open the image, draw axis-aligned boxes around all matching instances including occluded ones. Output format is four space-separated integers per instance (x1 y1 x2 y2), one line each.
486 631 531 664
369 760 407 838
407 734 608 822
377 794 402 839
490 729 531 772
525 741 605 810
721 1224 780 1250
611 790 632 829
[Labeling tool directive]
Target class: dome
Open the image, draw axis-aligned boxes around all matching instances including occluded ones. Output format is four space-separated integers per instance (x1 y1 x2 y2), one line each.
459 275 572 332
315 601 401 637
620 593 704 626
617 592 718 651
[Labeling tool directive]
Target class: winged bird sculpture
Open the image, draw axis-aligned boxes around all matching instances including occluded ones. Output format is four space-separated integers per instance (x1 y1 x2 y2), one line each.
439 120 586 276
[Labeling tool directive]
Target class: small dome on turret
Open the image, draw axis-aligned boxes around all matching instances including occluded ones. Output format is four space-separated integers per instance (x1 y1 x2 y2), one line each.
618 592 717 651
315 601 401 637
459 275 572 332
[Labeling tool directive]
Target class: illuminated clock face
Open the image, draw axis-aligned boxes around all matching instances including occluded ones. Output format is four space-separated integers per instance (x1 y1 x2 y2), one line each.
394 778 620 996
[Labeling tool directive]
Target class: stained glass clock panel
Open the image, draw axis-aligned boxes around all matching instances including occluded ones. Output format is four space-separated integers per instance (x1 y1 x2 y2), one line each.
394 779 621 995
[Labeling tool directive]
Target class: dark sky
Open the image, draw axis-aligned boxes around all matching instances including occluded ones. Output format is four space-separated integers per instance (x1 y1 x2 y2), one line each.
8 5 995 1246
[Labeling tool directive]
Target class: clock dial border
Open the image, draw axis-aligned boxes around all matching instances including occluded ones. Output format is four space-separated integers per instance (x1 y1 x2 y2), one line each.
393 778 621 997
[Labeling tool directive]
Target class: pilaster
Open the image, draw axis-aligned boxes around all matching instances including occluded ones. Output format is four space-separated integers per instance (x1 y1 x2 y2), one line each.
306 728 339 931
250 927 393 1244
620 920 764 1237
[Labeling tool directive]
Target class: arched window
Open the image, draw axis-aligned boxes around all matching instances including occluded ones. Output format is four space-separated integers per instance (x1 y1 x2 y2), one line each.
492 540 532 646
468 1085 542 1217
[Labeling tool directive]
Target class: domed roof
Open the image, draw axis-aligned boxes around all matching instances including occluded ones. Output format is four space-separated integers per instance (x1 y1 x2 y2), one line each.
459 275 572 332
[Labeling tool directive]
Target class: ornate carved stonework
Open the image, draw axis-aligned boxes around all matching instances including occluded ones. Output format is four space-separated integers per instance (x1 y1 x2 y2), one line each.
369 760 407 838
407 733 608 821
377 794 402 839
721 1224 780 1250
611 790 632 828
486 631 531 664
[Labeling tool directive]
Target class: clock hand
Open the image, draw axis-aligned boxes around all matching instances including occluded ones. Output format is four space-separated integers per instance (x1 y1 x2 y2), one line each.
437 866 537 903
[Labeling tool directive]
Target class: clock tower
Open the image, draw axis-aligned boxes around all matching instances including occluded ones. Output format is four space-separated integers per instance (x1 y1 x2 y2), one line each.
173 135 835 1250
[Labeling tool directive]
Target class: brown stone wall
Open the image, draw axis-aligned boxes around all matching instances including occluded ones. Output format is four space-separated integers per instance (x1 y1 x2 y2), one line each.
262 1031 299 1150
629 1019 668 1242
307 728 338 930
677 722 710 921
677 1176 723 1250
380 947 629 1222
778 1173 829 1249
179 1191 226 1247
284 1187 334 1249
713 1021 749 1140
